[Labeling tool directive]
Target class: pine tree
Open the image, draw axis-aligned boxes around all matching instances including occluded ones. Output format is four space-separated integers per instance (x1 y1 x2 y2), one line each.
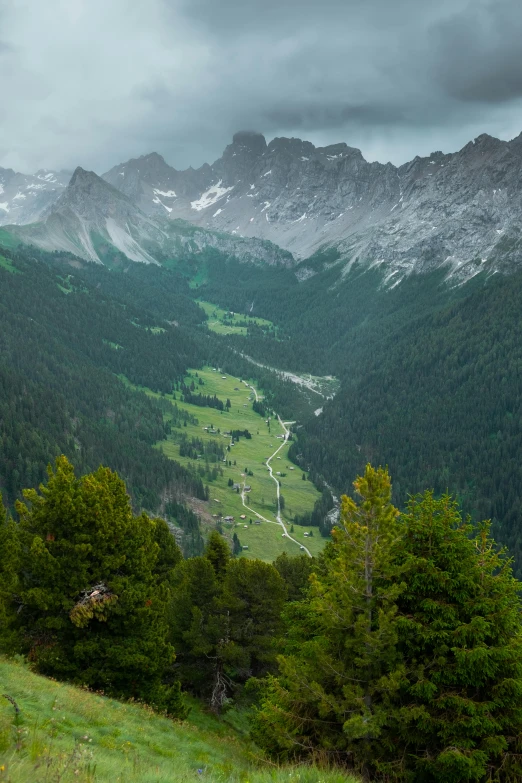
205 530 230 580
169 555 222 699
12 456 186 716
171 551 286 712
222 558 287 679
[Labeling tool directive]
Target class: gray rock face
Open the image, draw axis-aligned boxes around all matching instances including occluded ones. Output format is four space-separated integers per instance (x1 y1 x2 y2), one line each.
10 166 292 267
0 167 71 226
103 129 522 283
7 128 522 282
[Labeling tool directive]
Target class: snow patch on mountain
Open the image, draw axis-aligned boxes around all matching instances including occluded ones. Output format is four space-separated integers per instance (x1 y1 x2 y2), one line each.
191 181 234 211
153 188 177 198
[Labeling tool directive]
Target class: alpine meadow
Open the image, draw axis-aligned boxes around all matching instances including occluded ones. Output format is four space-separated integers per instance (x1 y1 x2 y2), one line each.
4 2 522 782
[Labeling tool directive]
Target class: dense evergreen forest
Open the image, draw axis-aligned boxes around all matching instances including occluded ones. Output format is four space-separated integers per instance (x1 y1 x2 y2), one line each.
0 244 319 553
290 268 522 575
3 459 522 782
6 235 522 575
185 250 522 576
0 247 213 516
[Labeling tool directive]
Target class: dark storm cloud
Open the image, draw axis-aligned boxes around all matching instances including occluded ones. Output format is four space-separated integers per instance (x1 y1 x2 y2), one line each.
433 0 522 103
1 0 522 173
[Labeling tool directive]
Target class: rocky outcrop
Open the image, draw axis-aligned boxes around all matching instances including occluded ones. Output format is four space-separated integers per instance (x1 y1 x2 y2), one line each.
10 166 292 267
104 130 522 283
0 167 70 226
6 128 522 283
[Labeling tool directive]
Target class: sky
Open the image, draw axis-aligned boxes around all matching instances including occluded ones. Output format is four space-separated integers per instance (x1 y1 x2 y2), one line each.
2 0 522 173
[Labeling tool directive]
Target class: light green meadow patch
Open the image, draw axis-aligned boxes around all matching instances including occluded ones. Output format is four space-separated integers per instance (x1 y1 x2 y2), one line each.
197 300 275 336
0 254 20 274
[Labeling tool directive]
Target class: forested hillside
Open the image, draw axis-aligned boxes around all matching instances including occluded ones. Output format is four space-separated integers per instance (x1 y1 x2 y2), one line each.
0 243 321 557
292 268 522 574
185 251 522 574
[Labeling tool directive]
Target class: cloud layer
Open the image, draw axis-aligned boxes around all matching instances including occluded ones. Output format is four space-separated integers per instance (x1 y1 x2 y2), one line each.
2 0 522 173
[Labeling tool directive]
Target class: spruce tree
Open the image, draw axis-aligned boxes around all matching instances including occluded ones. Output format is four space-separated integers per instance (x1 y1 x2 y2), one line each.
252 465 405 772
0 494 20 653
389 492 522 783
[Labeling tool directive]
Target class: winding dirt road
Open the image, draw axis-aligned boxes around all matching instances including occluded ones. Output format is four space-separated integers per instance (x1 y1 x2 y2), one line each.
238 402 312 558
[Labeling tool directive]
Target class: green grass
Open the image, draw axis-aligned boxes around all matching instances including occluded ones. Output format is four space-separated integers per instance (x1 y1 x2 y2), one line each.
123 368 326 561
197 301 275 336
0 255 20 274
0 657 358 783
0 229 20 250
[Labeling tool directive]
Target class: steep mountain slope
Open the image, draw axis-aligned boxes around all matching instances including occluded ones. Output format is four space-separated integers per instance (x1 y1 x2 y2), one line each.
105 130 522 283
0 243 209 526
12 166 167 263
0 165 70 225
10 166 293 266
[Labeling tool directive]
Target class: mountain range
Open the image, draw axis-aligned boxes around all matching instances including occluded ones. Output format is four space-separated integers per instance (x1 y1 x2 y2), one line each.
3 129 522 282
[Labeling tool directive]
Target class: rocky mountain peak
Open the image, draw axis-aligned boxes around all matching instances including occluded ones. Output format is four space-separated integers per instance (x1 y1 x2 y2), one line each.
69 166 102 188
230 131 267 154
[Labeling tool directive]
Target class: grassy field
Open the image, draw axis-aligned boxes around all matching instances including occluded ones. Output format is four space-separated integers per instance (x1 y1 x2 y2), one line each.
197 301 275 336
131 368 326 561
0 255 20 274
0 657 358 783
0 230 20 250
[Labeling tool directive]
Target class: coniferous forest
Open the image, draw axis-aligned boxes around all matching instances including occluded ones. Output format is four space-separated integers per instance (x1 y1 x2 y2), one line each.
3 459 522 782
5 233 522 781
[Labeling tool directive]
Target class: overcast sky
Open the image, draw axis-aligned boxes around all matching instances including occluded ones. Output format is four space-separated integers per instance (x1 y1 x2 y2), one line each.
2 0 522 173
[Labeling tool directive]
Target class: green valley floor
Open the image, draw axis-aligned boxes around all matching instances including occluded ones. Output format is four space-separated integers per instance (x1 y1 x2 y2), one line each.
130 367 327 561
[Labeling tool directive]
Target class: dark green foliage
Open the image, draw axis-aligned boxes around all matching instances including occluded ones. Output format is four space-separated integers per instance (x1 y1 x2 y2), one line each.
253 467 522 782
0 494 20 653
273 552 314 601
170 542 286 712
230 429 252 440
293 489 334 537
8 456 186 717
252 466 404 772
390 493 522 782
232 532 242 555
165 500 204 558
205 531 231 580
222 558 287 679
178 434 225 463
179 381 225 410
288 266 522 576
0 246 206 511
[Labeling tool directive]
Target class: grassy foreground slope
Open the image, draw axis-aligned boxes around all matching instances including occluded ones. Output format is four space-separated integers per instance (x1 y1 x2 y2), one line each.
0 658 357 783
